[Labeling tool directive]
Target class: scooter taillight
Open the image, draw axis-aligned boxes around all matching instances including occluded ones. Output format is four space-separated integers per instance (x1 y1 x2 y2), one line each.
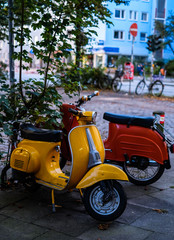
170 144 174 153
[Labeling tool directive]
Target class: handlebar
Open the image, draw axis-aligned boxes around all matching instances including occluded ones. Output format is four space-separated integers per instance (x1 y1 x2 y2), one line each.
68 108 79 115
76 91 99 107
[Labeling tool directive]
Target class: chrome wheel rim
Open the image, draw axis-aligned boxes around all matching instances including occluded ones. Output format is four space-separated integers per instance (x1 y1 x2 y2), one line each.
124 159 161 182
89 185 120 215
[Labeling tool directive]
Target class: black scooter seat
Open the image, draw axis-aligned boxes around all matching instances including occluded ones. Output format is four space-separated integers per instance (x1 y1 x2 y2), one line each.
103 112 154 128
21 124 62 142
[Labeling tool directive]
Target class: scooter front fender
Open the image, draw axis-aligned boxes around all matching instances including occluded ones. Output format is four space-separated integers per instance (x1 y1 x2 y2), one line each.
76 164 128 189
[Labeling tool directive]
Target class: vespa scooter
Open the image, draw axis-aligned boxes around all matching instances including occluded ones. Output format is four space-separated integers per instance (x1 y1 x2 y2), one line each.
103 112 174 186
60 91 174 186
6 112 128 221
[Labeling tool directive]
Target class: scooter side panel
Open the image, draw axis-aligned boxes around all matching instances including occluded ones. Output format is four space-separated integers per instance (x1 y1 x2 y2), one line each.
104 123 169 164
76 163 128 189
11 140 69 190
10 143 40 173
67 125 105 189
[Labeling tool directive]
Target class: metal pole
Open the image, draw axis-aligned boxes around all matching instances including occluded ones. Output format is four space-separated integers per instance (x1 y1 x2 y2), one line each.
150 52 154 83
131 36 135 64
129 36 135 94
8 0 15 85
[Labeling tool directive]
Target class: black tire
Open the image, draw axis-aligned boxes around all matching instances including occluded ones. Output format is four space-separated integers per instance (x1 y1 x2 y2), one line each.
0 164 11 188
83 180 127 221
135 80 145 95
98 77 109 90
123 157 165 186
112 78 122 92
150 80 164 97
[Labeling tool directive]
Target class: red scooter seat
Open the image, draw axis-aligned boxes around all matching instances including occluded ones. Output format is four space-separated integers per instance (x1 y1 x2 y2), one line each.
103 112 154 128
21 124 63 142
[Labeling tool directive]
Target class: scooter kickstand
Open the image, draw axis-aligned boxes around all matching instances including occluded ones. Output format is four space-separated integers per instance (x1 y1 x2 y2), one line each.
51 189 56 213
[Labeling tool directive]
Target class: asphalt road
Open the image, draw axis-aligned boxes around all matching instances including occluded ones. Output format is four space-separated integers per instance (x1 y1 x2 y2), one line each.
15 72 174 97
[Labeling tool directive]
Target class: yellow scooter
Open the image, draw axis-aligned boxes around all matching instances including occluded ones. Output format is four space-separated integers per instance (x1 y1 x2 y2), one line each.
9 104 128 221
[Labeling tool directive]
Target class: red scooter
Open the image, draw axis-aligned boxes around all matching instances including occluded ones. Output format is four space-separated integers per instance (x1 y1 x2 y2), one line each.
103 112 173 185
60 91 174 185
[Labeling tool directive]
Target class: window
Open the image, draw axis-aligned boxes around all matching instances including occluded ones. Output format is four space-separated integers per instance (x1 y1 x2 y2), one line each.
156 0 165 19
141 12 148 22
129 10 138 21
128 31 133 41
114 31 124 40
96 55 103 67
140 32 146 42
115 9 125 19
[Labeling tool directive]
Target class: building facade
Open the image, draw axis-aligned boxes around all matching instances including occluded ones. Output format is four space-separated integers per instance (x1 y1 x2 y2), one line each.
0 0 173 70
91 0 174 68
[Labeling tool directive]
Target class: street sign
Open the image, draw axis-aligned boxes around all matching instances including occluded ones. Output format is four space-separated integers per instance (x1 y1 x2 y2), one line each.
130 23 138 37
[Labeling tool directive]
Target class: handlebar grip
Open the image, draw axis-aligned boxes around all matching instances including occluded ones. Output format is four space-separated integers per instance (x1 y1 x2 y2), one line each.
87 91 99 100
68 108 79 115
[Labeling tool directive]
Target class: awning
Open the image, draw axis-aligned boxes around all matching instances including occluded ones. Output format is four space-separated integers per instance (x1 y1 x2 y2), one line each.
93 47 119 53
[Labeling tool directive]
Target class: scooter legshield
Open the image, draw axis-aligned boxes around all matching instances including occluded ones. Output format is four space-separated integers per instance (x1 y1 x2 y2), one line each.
67 125 105 189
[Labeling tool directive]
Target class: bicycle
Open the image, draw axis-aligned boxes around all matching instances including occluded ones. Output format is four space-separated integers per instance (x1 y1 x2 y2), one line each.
103 68 124 92
111 69 124 92
1 122 20 188
135 74 164 97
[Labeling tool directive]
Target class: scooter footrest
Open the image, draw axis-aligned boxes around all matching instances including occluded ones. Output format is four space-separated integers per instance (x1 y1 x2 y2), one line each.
103 112 154 128
21 124 62 142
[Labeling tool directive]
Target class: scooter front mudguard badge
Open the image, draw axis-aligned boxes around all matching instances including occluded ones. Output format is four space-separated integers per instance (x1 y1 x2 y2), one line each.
76 164 128 189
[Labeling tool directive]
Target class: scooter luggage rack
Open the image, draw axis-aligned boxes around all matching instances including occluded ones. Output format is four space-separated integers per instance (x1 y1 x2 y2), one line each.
153 121 174 146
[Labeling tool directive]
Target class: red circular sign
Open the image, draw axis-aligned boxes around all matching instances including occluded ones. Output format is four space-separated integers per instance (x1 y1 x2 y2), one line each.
130 23 138 37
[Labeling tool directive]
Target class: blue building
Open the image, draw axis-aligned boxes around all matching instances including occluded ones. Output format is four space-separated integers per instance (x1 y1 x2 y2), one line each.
91 0 174 68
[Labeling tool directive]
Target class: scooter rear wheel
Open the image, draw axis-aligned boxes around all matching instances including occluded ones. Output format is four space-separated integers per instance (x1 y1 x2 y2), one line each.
123 158 164 185
83 180 127 221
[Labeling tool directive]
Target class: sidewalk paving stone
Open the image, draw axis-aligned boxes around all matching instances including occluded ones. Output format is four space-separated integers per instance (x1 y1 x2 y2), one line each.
131 211 174 234
78 223 153 240
145 233 174 240
33 209 96 237
34 230 79 240
0 217 48 240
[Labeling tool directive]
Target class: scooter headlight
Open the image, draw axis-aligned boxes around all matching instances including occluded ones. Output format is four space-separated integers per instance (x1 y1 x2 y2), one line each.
92 112 97 124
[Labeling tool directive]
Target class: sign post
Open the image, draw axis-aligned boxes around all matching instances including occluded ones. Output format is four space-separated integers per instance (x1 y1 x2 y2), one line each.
130 23 138 63
129 23 138 94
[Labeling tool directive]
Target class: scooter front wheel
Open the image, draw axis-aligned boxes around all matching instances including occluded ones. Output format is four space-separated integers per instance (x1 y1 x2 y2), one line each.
83 180 127 221
123 158 164 185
